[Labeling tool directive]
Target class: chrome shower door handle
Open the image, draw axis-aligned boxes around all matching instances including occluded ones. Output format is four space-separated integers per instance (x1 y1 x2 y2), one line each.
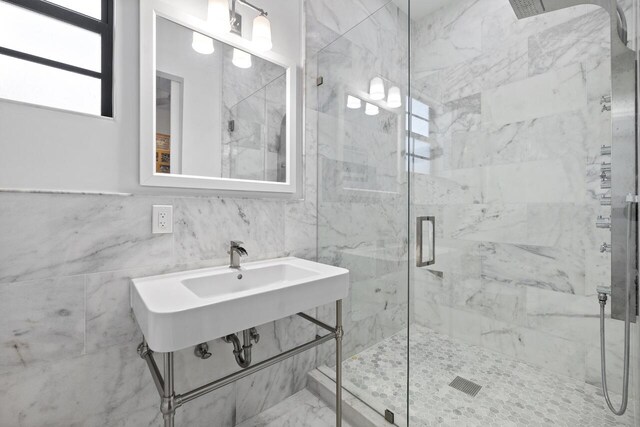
416 216 435 267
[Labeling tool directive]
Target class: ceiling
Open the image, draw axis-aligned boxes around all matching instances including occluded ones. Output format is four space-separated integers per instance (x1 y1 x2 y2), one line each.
391 0 458 19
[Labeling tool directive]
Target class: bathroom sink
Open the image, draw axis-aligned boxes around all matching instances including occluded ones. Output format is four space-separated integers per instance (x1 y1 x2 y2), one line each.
131 257 349 352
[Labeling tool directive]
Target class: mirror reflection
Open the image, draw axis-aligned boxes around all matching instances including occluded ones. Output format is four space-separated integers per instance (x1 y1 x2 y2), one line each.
155 16 287 182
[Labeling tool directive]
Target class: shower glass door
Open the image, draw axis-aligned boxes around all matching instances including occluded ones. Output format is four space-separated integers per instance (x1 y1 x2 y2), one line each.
315 0 638 425
314 0 411 422
408 0 639 425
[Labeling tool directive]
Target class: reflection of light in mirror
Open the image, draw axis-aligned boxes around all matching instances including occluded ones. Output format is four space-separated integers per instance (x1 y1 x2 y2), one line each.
192 32 214 54
346 95 362 109
208 0 231 33
369 77 385 100
365 103 379 116
387 86 402 108
232 48 252 68
252 15 272 51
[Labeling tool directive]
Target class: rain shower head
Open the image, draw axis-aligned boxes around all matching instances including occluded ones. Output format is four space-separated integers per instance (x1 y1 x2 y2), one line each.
508 0 546 19
508 0 628 45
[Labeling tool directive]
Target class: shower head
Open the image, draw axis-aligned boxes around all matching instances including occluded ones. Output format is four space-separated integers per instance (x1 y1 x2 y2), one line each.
508 0 628 45
508 0 546 19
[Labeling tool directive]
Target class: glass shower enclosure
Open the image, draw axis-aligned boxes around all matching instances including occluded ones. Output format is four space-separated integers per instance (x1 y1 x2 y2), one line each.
315 0 640 425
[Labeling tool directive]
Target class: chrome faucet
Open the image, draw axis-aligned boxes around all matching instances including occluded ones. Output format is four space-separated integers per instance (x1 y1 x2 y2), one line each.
229 241 247 269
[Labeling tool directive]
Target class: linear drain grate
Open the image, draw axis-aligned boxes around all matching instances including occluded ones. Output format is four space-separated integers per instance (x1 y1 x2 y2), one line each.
449 376 482 397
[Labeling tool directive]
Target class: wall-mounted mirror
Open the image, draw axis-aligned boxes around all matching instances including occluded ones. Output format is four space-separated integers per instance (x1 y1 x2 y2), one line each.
140 0 299 193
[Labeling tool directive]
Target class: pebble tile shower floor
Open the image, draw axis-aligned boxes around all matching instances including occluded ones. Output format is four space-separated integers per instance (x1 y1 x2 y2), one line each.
342 325 634 426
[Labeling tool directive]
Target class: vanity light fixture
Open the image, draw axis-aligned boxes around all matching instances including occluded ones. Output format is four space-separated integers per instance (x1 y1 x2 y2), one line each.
365 102 379 116
232 48 252 68
192 32 215 54
230 0 272 51
347 95 362 109
369 77 385 100
209 0 232 33
387 86 402 108
191 0 229 54
252 14 272 51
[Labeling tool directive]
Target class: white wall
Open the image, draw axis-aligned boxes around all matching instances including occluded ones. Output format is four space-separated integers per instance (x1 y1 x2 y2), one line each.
0 0 302 194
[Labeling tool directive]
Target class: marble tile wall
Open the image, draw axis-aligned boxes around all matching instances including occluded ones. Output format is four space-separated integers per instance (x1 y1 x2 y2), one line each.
409 0 634 393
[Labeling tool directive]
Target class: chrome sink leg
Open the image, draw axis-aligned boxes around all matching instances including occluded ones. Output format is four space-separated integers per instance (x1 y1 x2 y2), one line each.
336 300 343 427
162 353 177 427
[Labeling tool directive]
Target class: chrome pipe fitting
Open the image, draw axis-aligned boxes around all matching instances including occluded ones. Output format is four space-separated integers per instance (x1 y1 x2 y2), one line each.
194 342 212 359
598 292 609 305
224 327 260 368
600 242 612 253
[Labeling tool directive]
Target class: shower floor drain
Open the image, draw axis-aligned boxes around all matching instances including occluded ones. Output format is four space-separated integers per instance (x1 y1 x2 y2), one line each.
449 376 482 397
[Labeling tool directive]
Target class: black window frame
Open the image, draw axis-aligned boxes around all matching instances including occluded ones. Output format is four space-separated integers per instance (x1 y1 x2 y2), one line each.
0 0 114 117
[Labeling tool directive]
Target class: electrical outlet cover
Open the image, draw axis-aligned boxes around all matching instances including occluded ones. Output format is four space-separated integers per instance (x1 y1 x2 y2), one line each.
152 205 173 234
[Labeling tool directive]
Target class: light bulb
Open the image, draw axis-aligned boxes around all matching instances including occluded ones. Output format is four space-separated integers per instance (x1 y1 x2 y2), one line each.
208 0 231 33
192 32 214 54
346 95 362 109
232 48 252 68
252 14 272 51
387 86 402 108
365 103 379 116
369 77 385 101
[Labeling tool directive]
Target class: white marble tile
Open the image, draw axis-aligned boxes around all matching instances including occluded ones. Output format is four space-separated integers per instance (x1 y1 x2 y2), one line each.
481 63 587 127
482 157 587 204
236 389 348 427
85 268 149 354
235 354 315 424
173 196 285 263
527 8 610 77
341 325 630 426
0 344 160 426
0 276 85 374
0 193 174 284
480 242 585 295
444 204 528 244
525 287 600 343
451 275 527 326
175 384 236 427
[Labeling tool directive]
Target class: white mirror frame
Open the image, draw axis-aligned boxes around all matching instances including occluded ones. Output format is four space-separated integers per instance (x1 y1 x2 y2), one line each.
140 0 299 194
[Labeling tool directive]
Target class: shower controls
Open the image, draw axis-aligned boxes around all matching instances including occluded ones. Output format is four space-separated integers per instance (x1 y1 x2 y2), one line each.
601 193 612 206
602 95 612 111
596 216 611 229
600 242 612 253
601 170 611 189
601 145 612 156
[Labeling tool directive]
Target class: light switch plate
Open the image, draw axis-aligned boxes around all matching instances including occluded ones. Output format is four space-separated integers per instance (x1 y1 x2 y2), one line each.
152 205 173 234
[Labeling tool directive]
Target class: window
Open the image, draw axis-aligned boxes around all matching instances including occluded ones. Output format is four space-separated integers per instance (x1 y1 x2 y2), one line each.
0 0 113 116
406 97 431 174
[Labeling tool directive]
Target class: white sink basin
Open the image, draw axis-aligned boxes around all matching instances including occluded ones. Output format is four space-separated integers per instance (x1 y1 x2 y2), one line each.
131 257 349 352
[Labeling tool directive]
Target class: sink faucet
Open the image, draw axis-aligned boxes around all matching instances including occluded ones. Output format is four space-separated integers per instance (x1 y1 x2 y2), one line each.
229 241 247 269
